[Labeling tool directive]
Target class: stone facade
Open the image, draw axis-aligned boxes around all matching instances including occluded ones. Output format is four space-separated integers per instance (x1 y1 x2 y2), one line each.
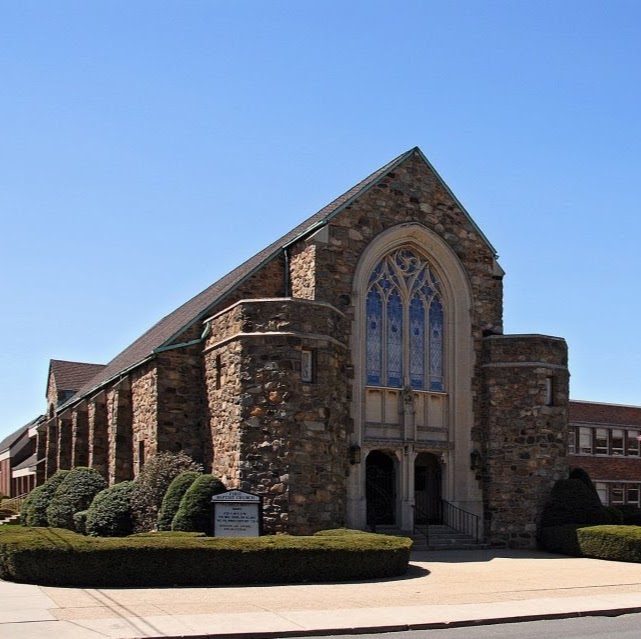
32 147 572 546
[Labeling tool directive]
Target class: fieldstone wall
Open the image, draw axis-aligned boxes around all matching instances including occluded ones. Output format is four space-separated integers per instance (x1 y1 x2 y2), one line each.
88 395 108 479
71 404 89 467
289 243 316 299
481 334 569 548
131 364 158 474
155 328 207 465
44 418 58 479
36 428 47 484
107 382 133 484
204 298 350 534
57 417 72 470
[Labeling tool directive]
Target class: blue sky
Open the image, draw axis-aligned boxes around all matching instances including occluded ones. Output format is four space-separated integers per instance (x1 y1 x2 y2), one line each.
1 1 640 441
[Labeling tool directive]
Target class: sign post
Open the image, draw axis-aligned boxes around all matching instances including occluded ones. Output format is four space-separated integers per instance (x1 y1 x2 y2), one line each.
211 490 262 537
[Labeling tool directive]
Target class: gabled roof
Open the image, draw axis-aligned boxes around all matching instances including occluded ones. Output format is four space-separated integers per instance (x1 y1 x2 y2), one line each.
48 360 106 395
0 416 38 453
63 147 496 407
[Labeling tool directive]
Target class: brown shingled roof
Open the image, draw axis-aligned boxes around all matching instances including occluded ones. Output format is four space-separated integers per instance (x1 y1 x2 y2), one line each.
569 400 641 427
49 360 107 393
63 147 497 407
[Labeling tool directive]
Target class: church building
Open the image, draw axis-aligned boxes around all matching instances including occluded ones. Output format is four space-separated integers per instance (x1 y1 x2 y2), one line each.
31 147 570 548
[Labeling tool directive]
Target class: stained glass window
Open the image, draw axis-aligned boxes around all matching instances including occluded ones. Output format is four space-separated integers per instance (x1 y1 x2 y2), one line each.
365 247 444 391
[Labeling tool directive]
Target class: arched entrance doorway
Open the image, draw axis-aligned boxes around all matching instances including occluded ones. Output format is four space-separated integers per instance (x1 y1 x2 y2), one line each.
414 452 442 524
366 451 396 527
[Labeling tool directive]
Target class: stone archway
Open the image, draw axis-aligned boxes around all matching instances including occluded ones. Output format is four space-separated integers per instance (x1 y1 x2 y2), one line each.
366 450 396 527
414 452 442 524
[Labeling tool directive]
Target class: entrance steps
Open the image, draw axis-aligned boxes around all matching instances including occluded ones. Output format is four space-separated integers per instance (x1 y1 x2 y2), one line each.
374 524 488 551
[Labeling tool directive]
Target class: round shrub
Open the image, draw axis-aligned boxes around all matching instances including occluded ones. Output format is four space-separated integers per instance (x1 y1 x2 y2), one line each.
131 451 203 532
86 481 135 537
22 470 70 527
46 467 107 531
74 510 88 535
172 475 226 535
157 471 201 531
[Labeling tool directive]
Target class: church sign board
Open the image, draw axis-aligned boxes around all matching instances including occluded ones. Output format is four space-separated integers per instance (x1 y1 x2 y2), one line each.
211 490 262 537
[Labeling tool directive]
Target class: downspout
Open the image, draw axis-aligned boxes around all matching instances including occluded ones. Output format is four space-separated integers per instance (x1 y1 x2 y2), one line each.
283 247 292 298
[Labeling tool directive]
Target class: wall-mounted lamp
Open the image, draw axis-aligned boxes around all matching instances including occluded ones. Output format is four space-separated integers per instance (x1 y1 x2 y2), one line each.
470 449 482 472
349 444 362 465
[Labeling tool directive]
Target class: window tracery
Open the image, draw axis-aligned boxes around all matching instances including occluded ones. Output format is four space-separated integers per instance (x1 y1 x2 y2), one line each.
365 247 444 391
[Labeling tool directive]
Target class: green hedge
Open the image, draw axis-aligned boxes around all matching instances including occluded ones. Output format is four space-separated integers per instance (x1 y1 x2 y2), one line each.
171 474 226 534
21 471 70 527
540 525 641 562
0 527 411 587
577 526 641 562
157 471 200 531
46 468 107 531
86 481 135 537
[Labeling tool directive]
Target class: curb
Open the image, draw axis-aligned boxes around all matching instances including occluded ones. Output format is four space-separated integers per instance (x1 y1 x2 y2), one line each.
131 606 641 639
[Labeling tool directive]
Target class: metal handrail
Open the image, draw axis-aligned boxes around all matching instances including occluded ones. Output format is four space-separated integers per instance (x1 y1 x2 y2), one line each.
440 499 481 542
0 493 28 516
411 504 430 545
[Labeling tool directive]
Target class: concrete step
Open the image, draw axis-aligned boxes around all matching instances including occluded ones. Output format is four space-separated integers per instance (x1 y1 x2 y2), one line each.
0 514 21 526
375 525 487 551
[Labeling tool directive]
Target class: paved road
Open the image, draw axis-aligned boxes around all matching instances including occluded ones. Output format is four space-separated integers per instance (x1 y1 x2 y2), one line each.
313 612 641 639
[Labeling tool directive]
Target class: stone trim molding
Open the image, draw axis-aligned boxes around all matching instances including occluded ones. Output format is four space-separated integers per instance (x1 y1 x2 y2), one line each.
203 330 348 354
203 297 345 325
483 362 568 370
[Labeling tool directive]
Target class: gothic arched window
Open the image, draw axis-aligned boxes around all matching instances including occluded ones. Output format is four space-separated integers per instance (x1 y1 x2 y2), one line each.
366 248 444 391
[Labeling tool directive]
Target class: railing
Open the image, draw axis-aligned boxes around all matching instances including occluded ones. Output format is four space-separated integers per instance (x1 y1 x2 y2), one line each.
440 499 481 542
0 493 28 518
411 504 430 545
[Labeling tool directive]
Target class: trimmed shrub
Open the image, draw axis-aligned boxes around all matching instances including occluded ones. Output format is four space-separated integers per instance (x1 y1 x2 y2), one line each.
131 452 203 532
46 468 107 531
539 525 583 555
172 475 226 535
614 505 641 525
157 471 200 531
86 481 135 537
540 478 611 529
0 527 411 587
74 510 88 535
22 471 70 527
577 525 641 562
569 467 600 497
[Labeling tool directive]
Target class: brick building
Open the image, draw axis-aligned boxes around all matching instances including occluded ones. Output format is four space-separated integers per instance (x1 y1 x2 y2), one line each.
23 147 575 547
568 400 641 507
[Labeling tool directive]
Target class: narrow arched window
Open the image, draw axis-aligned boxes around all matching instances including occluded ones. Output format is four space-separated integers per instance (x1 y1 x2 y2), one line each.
365 248 444 391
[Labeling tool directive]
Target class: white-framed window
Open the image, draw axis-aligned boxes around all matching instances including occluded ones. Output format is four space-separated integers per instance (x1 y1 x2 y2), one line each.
571 425 641 457
594 481 641 507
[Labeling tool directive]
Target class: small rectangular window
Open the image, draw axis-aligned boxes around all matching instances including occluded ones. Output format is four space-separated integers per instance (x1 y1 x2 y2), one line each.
568 428 576 455
579 427 592 454
610 483 625 505
627 431 640 456
545 377 554 406
301 349 314 383
595 428 608 455
595 482 608 505
611 429 624 455
627 485 640 507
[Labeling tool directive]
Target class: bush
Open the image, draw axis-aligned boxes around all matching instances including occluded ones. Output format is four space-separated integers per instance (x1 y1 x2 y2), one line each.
569 467 600 497
131 452 203 532
157 471 201 531
577 525 641 562
172 475 226 535
0 527 411 587
540 478 611 529
21 471 70 527
614 505 641 525
74 511 88 535
86 482 135 537
46 468 107 531
538 525 584 555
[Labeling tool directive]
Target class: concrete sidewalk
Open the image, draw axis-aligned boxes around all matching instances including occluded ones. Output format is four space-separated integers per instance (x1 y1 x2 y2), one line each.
3 549 641 639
